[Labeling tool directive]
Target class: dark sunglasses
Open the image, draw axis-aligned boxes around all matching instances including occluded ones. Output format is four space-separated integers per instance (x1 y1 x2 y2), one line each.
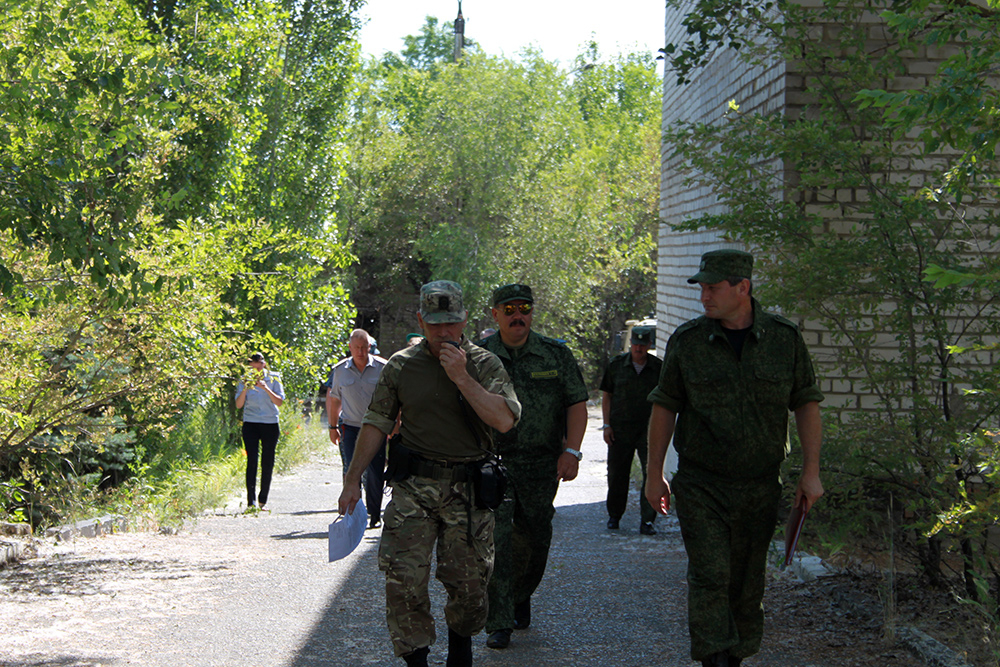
501 303 533 316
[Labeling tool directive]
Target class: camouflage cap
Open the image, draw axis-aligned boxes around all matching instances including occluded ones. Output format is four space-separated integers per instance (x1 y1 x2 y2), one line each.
630 326 655 346
419 280 467 324
492 283 533 306
687 249 754 284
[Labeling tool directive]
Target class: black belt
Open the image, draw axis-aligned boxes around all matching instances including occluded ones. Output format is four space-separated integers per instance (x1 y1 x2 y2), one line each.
409 457 471 482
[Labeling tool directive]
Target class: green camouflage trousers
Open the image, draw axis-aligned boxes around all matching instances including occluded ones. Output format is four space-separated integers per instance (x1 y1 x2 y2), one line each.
672 467 782 661
378 475 495 657
486 464 559 633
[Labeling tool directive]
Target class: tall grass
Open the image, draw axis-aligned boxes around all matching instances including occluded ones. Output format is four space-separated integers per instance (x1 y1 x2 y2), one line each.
3 399 334 531
142 401 333 526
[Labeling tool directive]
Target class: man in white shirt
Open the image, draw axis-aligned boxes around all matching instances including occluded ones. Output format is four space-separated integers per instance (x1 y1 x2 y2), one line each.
328 329 387 528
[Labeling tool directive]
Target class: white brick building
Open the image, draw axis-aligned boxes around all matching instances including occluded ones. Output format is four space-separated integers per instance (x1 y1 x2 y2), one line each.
656 1 989 413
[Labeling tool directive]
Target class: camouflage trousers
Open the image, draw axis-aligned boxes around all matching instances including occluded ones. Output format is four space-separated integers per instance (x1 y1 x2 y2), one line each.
672 467 782 661
486 463 559 633
378 475 494 657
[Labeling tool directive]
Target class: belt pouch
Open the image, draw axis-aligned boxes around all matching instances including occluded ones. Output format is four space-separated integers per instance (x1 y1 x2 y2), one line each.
384 434 414 483
469 454 508 510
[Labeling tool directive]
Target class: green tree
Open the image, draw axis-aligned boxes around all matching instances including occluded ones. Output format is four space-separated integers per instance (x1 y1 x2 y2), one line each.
381 16 479 69
0 0 361 523
0 0 184 298
338 42 659 377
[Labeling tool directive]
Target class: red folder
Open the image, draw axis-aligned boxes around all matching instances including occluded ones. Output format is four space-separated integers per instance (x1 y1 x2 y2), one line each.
783 499 808 568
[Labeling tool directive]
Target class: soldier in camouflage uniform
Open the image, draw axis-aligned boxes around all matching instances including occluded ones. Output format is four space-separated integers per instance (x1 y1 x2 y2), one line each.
338 281 521 667
599 325 662 534
477 284 588 650
645 250 824 667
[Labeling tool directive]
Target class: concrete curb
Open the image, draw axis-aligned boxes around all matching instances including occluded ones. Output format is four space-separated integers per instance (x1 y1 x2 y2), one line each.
896 627 974 667
2 515 143 567
44 515 129 542
788 553 838 582
0 522 32 568
0 539 25 566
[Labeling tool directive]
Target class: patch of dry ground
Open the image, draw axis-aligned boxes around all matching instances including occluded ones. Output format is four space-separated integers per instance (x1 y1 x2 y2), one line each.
761 564 995 667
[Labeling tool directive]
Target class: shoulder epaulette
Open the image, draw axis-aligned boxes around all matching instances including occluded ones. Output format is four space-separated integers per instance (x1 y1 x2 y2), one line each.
770 313 801 330
672 317 704 337
536 333 569 348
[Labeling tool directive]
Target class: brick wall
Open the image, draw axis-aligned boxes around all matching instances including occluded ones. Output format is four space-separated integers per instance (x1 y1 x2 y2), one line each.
657 1 995 414
658 0 786 346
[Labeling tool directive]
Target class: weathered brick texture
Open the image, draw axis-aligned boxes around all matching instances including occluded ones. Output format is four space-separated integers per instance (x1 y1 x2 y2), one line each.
657 0 991 413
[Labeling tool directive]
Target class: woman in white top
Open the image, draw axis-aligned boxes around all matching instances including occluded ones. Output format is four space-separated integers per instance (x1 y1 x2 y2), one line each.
235 352 285 510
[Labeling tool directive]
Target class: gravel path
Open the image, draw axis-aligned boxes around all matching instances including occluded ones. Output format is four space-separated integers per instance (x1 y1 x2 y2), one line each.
0 407 925 667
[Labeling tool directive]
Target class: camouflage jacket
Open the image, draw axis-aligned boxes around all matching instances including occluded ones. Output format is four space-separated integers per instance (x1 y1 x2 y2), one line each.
600 352 662 438
363 336 521 462
647 299 824 480
477 330 588 464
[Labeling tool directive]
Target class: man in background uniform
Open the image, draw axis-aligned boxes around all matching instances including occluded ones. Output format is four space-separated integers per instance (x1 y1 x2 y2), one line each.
645 249 824 667
600 325 661 534
338 280 521 667
478 283 588 650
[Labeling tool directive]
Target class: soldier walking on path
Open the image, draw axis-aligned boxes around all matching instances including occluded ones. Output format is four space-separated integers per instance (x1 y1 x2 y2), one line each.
646 249 824 667
477 283 589 651
600 325 662 535
338 280 520 667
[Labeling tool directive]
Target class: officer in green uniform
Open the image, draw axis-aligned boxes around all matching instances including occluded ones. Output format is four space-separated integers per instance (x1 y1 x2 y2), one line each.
477 283 588 650
338 280 521 667
645 250 824 667
599 325 662 534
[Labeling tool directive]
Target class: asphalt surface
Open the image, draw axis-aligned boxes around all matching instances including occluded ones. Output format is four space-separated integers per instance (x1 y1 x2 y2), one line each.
1 407 831 667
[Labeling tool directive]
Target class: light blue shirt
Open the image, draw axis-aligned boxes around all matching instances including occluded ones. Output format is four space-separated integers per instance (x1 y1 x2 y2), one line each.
328 355 386 427
236 372 285 424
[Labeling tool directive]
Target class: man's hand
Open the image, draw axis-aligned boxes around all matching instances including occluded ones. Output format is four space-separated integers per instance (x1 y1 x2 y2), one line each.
645 474 671 514
338 483 361 516
794 473 824 512
556 452 579 482
329 426 341 446
438 341 468 382
602 426 614 446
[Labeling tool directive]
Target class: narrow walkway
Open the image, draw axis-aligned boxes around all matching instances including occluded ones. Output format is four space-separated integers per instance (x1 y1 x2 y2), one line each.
0 407 916 667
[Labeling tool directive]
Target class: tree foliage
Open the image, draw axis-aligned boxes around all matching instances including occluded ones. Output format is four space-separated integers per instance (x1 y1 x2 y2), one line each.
661 0 1000 585
0 0 360 522
338 41 660 378
382 15 479 70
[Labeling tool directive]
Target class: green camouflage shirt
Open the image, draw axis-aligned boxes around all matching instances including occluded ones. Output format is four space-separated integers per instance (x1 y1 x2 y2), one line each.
363 336 521 461
600 352 663 439
478 330 588 463
647 299 824 480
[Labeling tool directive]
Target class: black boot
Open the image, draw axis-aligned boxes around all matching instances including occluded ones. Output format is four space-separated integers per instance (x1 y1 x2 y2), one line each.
486 628 512 649
403 646 429 667
446 628 473 667
701 651 728 667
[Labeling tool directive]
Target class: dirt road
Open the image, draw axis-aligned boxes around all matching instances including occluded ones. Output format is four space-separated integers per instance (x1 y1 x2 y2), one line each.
0 407 926 667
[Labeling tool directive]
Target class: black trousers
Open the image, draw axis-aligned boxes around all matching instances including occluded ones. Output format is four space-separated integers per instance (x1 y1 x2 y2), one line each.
606 429 656 524
243 421 280 506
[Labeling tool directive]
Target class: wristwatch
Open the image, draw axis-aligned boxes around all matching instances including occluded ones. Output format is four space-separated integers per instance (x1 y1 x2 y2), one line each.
563 448 583 461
